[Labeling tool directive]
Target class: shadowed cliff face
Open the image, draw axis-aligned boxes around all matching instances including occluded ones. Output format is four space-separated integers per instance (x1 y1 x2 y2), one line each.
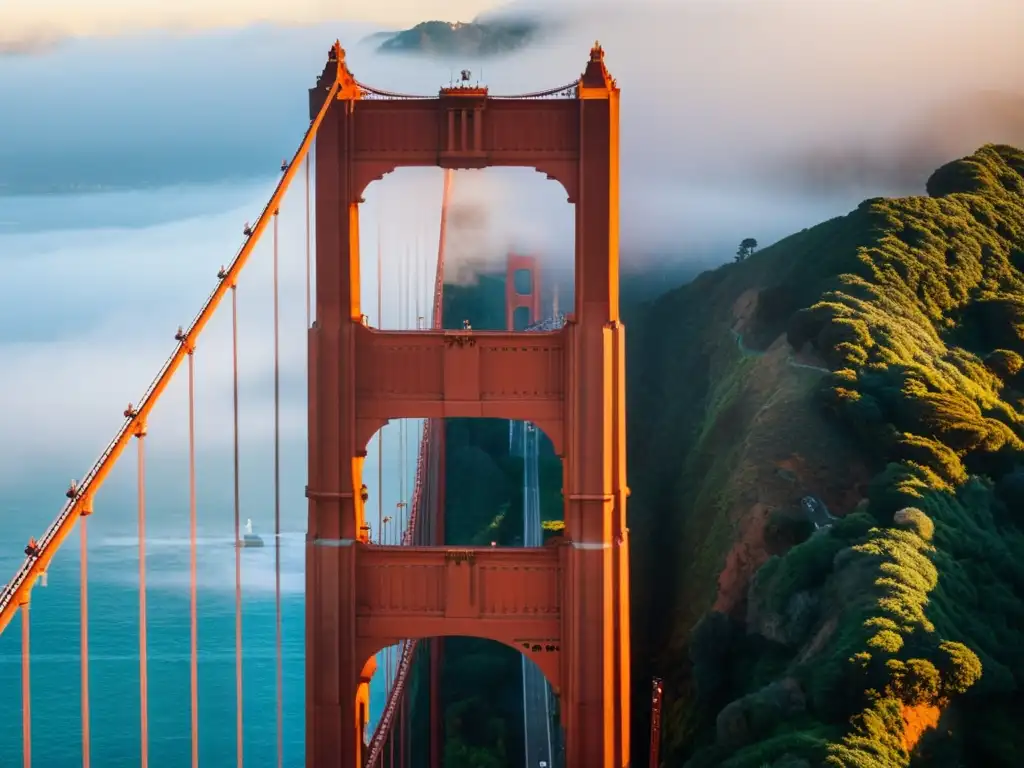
626 145 1024 766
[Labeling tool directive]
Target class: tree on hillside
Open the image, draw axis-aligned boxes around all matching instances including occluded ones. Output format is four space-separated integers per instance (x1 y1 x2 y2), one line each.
735 237 758 262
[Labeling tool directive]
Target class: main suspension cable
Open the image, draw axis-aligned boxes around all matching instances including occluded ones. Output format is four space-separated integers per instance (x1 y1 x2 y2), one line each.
273 209 284 768
21 601 30 768
231 280 244 768
80 511 91 768
137 431 150 768
188 350 199 767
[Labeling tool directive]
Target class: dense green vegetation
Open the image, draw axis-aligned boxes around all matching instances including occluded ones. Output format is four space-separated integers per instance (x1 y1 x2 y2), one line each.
627 144 1024 766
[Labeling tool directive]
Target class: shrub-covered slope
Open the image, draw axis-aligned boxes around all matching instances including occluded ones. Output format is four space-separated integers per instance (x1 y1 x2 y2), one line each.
628 144 1024 766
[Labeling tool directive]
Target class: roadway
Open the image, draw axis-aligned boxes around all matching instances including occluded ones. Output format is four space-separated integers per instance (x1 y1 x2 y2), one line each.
518 313 565 768
521 421 555 768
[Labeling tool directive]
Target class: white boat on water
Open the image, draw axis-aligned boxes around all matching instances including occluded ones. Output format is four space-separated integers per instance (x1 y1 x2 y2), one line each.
238 519 264 548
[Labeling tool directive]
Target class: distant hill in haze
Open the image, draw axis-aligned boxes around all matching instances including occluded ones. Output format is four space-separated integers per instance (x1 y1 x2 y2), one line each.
0 34 62 57
374 18 541 58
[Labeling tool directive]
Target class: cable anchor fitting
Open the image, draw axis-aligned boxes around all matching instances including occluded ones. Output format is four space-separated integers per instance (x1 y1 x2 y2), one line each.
175 326 195 354
218 265 238 289
79 493 95 517
125 403 146 437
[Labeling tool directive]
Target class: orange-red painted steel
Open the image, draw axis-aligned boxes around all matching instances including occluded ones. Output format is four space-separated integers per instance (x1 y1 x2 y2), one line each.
306 40 629 768
80 514 91 768
273 209 285 768
231 283 244 768
187 352 199 768
22 602 30 768
137 434 150 768
505 253 542 329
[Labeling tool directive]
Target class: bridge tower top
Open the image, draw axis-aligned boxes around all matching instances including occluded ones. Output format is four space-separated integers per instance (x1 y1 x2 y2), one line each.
312 37 617 107
505 253 541 331
581 41 617 91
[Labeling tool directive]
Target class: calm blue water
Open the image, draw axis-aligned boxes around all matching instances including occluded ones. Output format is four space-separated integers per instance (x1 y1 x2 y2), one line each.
0 530 410 767
0 538 308 767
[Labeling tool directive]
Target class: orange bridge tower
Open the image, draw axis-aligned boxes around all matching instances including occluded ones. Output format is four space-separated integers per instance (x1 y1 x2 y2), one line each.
505 252 542 330
305 41 629 767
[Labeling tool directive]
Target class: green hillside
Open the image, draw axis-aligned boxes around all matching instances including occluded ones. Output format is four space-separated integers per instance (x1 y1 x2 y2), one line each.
431 144 1024 766
627 144 1024 766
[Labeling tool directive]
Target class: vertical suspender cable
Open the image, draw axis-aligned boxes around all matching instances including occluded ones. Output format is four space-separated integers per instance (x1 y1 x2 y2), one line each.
273 210 283 768
305 152 311 330
400 245 408 534
188 351 199 767
398 700 404 768
21 602 30 768
377 222 383 545
137 433 149 768
378 208 388 742
80 515 91 768
412 233 421 547
393 241 406 768
232 283 244 768
414 227 420 327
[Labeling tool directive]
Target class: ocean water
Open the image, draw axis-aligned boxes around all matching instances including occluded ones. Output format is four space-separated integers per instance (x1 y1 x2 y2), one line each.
0 536 308 767
0 175 436 766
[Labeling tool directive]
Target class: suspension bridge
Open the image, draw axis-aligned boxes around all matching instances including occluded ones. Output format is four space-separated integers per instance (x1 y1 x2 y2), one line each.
0 39 630 767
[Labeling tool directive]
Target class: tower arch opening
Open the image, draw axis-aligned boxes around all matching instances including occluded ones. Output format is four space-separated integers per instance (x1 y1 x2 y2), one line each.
360 636 566 768
356 164 575 328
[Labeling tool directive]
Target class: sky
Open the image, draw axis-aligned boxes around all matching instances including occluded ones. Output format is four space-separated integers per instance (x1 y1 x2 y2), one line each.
3 0 498 38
